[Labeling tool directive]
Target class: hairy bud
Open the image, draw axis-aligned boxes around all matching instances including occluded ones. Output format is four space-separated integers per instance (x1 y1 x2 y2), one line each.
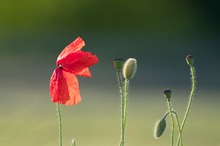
154 118 167 139
122 58 137 79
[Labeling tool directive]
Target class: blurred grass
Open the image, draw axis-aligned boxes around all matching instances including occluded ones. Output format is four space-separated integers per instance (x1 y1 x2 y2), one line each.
1 76 220 146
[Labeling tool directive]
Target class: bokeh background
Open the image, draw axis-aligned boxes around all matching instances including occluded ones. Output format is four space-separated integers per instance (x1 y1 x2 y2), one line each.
1 0 220 146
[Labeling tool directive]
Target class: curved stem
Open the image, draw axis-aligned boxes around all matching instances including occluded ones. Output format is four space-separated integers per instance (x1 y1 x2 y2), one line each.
164 111 183 146
181 66 196 130
177 65 196 145
163 111 170 119
56 103 63 146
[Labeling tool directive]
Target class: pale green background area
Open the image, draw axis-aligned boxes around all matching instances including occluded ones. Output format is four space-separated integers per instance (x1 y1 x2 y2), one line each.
0 0 220 146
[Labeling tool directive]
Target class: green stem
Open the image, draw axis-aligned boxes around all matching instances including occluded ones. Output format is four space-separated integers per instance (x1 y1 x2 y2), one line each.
124 79 129 128
164 111 183 146
116 71 125 146
167 100 175 146
172 111 183 146
56 103 63 146
177 65 196 145
181 66 196 130
120 79 129 146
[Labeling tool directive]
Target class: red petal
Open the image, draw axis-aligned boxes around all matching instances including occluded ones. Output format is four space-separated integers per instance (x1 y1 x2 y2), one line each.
57 50 99 77
57 37 85 63
74 67 92 77
49 68 81 105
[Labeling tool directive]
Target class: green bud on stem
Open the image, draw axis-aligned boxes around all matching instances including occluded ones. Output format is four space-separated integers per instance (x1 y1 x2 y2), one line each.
164 89 172 101
185 55 194 66
122 58 137 79
113 58 124 71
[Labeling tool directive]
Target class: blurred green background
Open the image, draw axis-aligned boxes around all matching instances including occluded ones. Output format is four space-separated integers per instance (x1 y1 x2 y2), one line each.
1 0 220 146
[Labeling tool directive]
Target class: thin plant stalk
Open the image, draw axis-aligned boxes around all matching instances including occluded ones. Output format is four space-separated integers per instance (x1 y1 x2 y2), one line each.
56 103 63 146
116 57 136 146
167 100 175 146
172 111 183 146
116 70 125 146
119 78 130 146
181 65 196 130
177 65 196 145
164 111 183 146
123 79 129 129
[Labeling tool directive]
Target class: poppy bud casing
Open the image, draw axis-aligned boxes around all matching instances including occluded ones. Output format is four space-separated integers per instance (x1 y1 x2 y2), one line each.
164 89 172 100
185 55 194 66
154 118 167 139
122 58 137 79
113 58 124 71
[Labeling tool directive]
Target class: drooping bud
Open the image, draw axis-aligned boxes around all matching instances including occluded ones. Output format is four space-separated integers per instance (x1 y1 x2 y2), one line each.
122 58 137 79
164 89 172 101
185 55 194 66
113 58 124 71
154 117 167 139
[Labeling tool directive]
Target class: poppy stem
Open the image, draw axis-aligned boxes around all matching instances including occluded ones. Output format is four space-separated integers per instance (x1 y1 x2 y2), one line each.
166 99 175 146
177 65 196 146
114 58 136 146
164 111 183 146
116 70 125 146
123 78 129 130
121 78 130 146
172 111 183 146
56 103 63 146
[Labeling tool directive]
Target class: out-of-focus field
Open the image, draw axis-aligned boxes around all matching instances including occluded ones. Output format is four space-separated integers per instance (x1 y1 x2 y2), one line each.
0 71 220 146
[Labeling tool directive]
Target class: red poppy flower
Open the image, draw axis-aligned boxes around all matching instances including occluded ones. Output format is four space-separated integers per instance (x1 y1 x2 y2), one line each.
49 37 99 105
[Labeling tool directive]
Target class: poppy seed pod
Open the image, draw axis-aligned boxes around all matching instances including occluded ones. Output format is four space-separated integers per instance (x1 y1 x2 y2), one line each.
185 55 194 66
122 58 137 79
164 89 172 100
113 58 124 71
154 117 167 139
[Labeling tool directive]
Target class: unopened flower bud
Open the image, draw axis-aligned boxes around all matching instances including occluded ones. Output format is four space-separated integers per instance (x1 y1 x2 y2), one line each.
185 55 194 66
122 58 137 79
113 58 124 71
164 89 172 100
154 117 167 139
